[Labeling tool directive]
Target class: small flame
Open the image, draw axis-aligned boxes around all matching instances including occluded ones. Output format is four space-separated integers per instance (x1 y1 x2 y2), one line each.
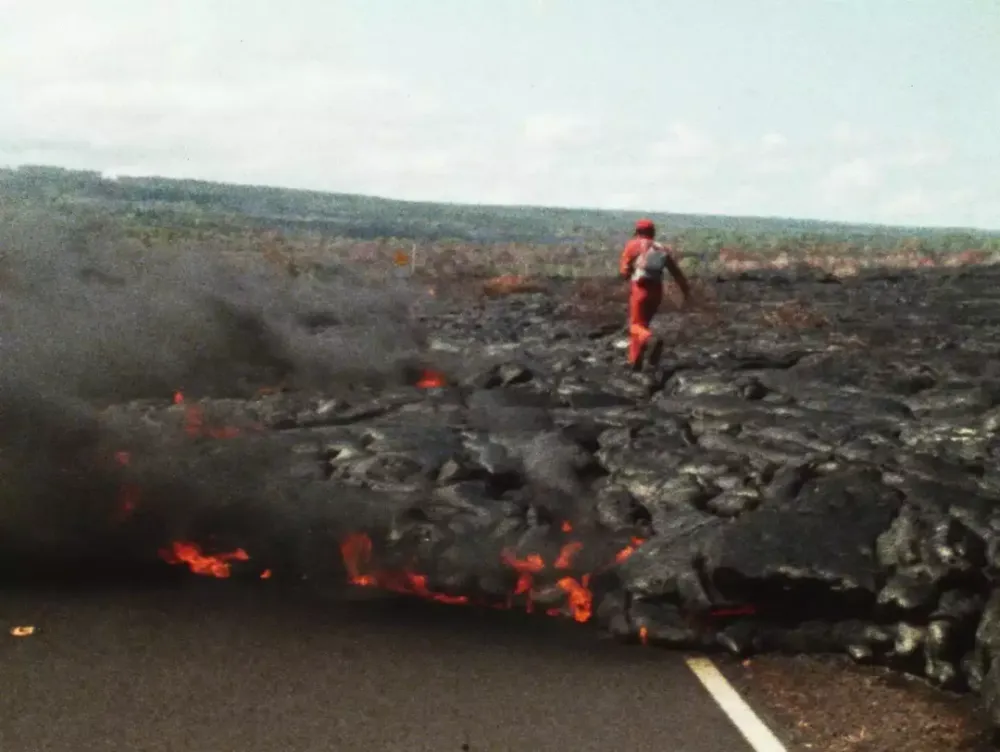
340 534 469 605
554 542 583 569
501 551 545 574
545 575 593 623
415 369 447 389
614 537 646 564
159 541 249 578
338 533 624 624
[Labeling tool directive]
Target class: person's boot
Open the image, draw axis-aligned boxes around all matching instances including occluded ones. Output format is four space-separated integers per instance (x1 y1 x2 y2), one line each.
630 341 647 373
646 336 664 372
629 342 649 373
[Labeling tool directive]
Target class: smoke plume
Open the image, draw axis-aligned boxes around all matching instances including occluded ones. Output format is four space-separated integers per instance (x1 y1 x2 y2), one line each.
0 211 434 575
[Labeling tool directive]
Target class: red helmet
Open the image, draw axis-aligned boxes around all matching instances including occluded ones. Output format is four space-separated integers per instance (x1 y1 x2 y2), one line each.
634 218 656 236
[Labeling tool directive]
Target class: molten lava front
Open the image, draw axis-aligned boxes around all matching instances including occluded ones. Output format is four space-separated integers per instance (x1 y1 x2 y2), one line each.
340 533 470 606
339 530 644 624
155 531 635 627
148 379 643 627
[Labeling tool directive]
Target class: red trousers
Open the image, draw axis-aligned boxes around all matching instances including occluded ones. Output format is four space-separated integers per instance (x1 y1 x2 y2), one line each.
628 280 663 365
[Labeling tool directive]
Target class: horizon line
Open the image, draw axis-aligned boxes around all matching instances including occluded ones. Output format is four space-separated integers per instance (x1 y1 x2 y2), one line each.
4 161 999 236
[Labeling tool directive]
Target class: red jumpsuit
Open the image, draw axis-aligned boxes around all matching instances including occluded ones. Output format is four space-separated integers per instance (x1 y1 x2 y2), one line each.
619 237 667 367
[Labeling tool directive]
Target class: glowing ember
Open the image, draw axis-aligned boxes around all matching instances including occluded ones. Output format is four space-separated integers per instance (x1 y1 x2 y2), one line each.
415 369 447 389
340 533 469 605
549 576 592 623
173 391 243 439
554 541 583 569
614 537 646 564
159 541 250 578
115 482 140 520
501 551 545 574
110 450 139 520
338 531 633 625
183 403 203 437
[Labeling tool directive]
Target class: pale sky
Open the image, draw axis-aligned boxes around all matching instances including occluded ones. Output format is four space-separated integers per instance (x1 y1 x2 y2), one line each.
2 0 998 229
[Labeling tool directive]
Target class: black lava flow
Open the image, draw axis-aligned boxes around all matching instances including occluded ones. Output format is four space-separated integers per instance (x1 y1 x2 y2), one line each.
6 251 1000 733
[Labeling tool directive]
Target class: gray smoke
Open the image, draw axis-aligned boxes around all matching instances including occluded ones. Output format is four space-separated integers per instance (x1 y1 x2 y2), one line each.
0 215 432 401
0 211 436 575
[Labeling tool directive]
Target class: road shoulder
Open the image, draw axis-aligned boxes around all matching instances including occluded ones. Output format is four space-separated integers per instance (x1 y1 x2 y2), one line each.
713 653 994 752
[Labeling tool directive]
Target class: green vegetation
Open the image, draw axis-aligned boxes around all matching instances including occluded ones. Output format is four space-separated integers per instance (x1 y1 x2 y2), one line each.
2 164 999 280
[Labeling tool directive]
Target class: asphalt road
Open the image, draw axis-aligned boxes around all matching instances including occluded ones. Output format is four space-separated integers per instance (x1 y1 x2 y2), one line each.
0 580 761 752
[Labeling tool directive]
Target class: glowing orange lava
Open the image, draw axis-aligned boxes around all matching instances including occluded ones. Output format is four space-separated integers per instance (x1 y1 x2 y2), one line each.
340 533 470 605
339 531 642 625
615 537 646 564
159 541 250 578
146 385 716 634
415 369 447 389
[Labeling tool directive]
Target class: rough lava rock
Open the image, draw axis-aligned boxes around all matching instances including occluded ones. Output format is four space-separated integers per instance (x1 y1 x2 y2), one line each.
10 265 1000 737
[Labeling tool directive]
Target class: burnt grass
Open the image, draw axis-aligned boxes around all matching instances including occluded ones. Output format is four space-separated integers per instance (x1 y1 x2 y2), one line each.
7 261 1000 737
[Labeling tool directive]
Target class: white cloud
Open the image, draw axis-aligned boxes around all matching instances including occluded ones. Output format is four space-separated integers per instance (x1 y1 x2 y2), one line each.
650 123 715 161
821 158 882 194
829 121 873 148
635 123 722 185
521 113 597 148
760 132 788 150
879 189 936 218
602 191 643 210
711 185 774 216
748 158 798 177
879 188 981 225
743 135 798 176
888 134 952 168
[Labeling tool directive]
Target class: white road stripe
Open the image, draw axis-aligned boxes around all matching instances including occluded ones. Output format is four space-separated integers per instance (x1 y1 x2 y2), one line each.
684 656 790 752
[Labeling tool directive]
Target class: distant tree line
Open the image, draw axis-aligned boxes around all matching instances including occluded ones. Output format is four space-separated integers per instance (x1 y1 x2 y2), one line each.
2 164 998 260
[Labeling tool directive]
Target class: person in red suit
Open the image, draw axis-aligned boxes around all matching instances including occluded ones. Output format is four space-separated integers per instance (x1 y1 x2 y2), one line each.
618 218 691 371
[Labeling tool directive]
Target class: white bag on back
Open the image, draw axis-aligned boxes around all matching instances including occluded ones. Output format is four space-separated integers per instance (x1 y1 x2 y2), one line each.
632 241 670 282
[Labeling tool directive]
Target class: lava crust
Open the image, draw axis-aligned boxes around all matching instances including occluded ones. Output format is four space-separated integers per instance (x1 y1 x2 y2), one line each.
5 236 1000 735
